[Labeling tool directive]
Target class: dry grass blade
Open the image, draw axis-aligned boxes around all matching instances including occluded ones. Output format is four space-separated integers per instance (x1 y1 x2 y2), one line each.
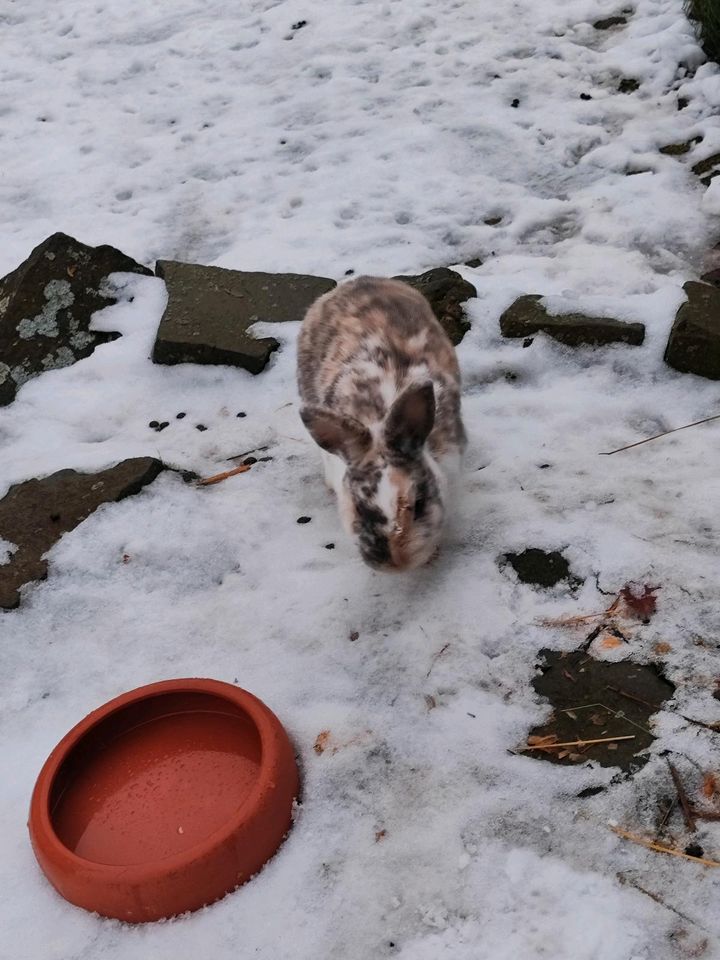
611 827 720 867
539 611 608 628
601 412 720 456
198 464 251 486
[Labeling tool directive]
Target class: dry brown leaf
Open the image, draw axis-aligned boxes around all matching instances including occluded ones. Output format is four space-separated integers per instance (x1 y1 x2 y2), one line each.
424 694 437 711
375 829 387 842
619 584 658 621
314 730 331 755
527 734 558 747
654 641 672 654
599 634 624 650
703 773 718 799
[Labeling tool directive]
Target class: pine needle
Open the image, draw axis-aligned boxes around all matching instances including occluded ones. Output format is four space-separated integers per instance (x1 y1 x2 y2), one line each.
601 412 720 456
519 734 635 751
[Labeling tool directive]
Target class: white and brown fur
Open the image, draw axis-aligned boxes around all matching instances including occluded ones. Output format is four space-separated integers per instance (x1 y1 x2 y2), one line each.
297 276 466 571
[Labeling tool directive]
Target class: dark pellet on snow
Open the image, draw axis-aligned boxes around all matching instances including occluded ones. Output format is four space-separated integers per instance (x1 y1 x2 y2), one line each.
292 19 307 29
580 93 592 100
685 843 704 858
511 98 520 108
523 337 534 348
539 463 551 469
243 457 257 466
176 412 186 419
236 411 247 418
345 268 355 275
325 542 335 550
297 516 312 524
350 631 359 642
196 424 208 432
149 420 159 428
157 421 170 431
258 456 273 462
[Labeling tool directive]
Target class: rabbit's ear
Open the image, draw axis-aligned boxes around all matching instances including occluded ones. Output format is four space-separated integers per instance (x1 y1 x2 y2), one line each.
300 407 372 464
384 381 435 461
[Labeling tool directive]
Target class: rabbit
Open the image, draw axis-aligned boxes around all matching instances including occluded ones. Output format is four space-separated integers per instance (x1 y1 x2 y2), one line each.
297 275 466 571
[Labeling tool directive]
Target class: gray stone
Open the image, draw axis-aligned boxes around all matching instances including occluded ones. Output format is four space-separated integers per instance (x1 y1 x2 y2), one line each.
499 295 645 346
692 152 720 187
664 281 720 380
0 233 151 406
593 15 627 28
152 261 336 374
393 267 477 345
0 458 163 609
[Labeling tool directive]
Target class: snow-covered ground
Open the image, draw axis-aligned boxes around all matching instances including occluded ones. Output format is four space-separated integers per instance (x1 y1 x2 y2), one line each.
3 0 720 957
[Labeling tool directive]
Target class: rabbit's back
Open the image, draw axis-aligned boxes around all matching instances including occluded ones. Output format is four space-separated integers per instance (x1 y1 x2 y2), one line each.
298 276 465 458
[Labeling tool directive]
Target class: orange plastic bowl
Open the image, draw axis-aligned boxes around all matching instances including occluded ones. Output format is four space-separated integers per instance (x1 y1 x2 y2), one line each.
28 678 299 923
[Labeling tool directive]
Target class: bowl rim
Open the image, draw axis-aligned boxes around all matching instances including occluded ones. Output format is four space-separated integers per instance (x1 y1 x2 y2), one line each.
30 677 288 882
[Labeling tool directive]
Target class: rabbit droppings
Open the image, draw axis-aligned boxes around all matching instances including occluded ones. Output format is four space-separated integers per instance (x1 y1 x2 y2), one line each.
297 276 466 572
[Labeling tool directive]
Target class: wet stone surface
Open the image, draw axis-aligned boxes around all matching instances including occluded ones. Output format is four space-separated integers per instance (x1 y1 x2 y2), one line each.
0 458 163 609
664 281 720 380
393 267 477 345
0 232 151 406
152 260 336 374
527 650 675 772
500 295 645 347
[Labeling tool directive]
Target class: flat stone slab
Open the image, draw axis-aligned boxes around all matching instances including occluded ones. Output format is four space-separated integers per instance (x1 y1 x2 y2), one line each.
500 295 645 346
664 281 720 380
0 458 163 609
152 261 336 374
528 649 675 772
394 267 476 345
0 233 151 406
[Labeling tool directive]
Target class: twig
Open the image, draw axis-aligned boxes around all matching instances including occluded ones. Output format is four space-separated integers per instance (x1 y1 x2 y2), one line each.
519 735 635 752
425 642 451 679
227 445 269 462
692 809 720 821
611 827 720 867
606 684 661 711
667 760 697 832
617 873 704 928
601 412 720 456
197 464 251 486
680 714 720 734
655 797 676 839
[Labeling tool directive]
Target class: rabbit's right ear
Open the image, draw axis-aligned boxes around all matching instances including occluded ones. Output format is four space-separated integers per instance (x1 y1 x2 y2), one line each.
300 407 372 463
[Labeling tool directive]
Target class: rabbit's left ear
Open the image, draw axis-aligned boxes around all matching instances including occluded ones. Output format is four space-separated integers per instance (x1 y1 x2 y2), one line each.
384 381 435 461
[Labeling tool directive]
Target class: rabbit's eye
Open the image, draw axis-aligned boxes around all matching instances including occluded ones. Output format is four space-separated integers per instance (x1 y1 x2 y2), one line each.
413 496 427 520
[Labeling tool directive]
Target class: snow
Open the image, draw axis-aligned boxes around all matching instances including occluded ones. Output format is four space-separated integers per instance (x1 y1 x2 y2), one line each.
2 0 720 957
